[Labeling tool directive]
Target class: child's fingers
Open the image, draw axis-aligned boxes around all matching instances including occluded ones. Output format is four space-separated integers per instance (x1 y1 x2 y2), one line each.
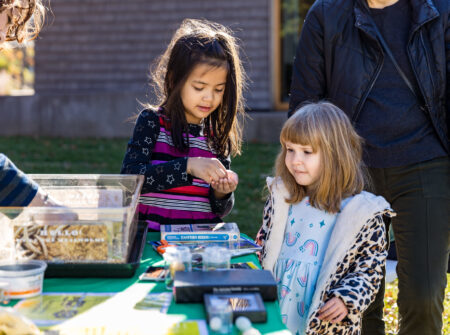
318 306 338 320
318 300 339 319
322 307 343 322
226 170 239 184
330 311 347 323
318 299 335 314
227 180 237 192
222 179 236 193
209 171 222 183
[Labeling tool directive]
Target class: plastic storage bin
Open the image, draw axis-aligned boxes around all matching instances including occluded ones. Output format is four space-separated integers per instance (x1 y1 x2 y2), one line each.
0 174 143 264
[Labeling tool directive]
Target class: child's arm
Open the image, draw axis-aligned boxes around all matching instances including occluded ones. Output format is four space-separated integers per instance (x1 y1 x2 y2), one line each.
121 110 193 193
326 215 388 324
255 195 273 264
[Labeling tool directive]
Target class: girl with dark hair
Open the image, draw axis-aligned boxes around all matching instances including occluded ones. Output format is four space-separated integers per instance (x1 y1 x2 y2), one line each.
121 19 246 230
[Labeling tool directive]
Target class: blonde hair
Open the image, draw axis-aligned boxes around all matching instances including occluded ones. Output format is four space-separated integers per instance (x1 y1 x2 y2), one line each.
0 0 45 44
275 102 366 213
147 18 246 157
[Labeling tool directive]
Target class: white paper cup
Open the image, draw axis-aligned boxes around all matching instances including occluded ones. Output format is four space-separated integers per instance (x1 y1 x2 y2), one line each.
0 260 47 299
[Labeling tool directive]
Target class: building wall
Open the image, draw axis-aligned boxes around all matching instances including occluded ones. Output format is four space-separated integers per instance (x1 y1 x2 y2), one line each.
35 0 272 109
0 0 282 140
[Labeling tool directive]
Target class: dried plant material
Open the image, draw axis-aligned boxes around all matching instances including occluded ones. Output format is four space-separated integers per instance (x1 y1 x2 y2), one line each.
14 224 109 262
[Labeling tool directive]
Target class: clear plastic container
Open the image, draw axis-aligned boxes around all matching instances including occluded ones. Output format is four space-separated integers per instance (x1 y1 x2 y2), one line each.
208 298 233 334
163 246 192 290
0 174 143 264
0 260 47 299
202 246 231 271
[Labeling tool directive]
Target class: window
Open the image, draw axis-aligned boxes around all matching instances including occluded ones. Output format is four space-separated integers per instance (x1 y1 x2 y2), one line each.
274 0 314 109
0 42 35 95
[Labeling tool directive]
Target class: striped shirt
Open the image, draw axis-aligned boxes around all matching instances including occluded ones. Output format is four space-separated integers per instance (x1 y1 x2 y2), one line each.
121 109 233 229
0 153 38 206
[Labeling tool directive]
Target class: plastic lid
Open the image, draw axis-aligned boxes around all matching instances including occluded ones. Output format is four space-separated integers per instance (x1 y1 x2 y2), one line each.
203 246 231 263
0 260 47 278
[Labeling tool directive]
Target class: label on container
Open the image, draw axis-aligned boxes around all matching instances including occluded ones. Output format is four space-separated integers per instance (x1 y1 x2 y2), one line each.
14 224 108 261
3 274 43 299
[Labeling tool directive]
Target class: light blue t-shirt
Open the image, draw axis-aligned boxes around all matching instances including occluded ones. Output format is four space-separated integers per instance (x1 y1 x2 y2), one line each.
274 196 350 335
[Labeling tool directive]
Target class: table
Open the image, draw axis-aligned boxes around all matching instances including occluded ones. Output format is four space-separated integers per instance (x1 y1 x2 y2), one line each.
14 232 290 334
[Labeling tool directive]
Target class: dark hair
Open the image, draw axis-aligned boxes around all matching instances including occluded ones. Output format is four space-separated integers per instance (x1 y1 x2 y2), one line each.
147 19 246 157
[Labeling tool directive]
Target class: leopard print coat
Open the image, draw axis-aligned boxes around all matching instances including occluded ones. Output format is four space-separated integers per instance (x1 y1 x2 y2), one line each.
256 177 394 335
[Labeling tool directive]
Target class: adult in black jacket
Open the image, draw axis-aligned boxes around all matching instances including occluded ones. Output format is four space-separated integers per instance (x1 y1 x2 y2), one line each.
289 0 449 334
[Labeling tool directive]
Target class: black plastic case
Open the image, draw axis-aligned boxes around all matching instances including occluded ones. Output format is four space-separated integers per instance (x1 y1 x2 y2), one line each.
173 269 277 303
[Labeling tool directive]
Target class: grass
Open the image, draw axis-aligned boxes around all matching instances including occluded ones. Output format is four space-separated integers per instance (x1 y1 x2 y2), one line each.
0 137 276 237
0 137 448 333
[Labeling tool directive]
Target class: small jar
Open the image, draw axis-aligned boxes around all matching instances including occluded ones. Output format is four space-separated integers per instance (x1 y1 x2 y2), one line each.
163 246 192 290
208 298 233 334
202 246 231 271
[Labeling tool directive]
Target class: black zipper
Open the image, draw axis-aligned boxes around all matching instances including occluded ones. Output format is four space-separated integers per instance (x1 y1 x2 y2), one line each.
352 35 384 123
406 14 439 112
407 25 448 151
420 30 436 100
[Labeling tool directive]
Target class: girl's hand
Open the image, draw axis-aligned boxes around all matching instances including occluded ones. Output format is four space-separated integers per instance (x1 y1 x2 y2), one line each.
187 157 227 183
317 297 348 323
211 170 239 199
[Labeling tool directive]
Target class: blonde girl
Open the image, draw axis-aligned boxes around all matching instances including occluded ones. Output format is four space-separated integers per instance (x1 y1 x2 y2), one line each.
256 102 394 334
121 19 245 230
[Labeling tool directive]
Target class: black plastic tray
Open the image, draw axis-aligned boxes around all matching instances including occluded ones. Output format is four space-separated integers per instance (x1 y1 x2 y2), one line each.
45 221 148 278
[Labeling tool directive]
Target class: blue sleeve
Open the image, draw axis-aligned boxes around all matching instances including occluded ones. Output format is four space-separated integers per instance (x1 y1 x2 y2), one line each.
0 154 38 206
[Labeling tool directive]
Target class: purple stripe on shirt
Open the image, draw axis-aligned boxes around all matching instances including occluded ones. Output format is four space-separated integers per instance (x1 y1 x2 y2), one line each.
153 141 215 158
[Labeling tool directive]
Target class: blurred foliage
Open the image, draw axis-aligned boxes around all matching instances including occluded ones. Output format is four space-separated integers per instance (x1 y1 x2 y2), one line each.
279 0 315 103
385 277 449 334
0 43 35 95
281 0 315 38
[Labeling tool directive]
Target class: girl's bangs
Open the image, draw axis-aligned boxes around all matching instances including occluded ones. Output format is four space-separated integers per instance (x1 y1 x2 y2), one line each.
281 115 319 151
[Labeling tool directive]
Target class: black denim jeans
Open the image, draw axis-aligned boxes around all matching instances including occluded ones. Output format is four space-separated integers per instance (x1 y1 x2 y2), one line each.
361 156 449 335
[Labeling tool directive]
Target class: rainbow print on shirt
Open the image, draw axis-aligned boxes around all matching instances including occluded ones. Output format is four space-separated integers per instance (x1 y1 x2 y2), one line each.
299 239 319 256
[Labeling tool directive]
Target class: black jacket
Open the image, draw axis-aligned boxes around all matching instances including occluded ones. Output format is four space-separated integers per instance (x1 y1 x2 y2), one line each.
289 0 449 152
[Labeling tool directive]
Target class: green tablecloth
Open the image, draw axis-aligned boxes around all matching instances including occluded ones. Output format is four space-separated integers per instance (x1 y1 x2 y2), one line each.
35 232 289 334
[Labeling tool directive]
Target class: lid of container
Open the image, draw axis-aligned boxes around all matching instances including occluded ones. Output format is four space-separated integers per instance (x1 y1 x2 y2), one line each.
0 260 47 278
